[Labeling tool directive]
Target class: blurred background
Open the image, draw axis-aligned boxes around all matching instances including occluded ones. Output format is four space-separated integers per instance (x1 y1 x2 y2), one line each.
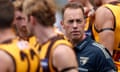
54 0 68 32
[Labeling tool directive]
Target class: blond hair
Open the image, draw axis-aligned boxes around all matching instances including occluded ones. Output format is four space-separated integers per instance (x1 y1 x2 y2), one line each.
13 0 23 11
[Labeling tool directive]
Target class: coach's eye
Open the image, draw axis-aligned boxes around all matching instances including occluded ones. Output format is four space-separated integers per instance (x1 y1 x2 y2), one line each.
68 20 74 24
76 19 82 24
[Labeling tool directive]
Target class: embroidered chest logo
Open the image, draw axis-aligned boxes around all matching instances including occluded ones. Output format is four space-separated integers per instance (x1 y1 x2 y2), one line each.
80 57 89 65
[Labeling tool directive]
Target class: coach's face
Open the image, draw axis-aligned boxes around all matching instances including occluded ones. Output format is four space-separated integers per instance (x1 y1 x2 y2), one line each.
62 8 85 41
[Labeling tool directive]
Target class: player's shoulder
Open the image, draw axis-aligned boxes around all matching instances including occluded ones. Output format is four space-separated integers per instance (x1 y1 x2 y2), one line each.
0 50 14 69
96 6 113 16
53 44 75 64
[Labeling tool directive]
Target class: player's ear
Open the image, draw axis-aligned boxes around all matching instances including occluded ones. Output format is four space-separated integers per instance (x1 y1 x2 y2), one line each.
30 16 36 26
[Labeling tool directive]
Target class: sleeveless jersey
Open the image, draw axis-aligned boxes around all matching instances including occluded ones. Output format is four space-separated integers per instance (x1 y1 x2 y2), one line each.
84 17 93 36
29 36 37 47
92 2 120 70
84 17 90 31
92 3 120 51
37 34 72 72
0 38 40 72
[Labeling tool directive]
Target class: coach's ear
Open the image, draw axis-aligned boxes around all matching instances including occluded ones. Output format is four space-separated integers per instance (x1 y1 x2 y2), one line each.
60 20 65 29
83 18 87 29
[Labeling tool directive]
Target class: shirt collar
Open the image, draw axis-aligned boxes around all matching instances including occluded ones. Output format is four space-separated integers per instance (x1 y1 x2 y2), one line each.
75 36 91 51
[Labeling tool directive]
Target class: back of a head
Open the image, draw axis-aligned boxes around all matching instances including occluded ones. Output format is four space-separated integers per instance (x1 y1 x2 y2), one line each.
23 0 56 27
0 0 14 29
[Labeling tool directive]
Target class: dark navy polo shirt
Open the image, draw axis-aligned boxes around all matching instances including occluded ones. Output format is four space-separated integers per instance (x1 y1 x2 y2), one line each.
74 36 117 72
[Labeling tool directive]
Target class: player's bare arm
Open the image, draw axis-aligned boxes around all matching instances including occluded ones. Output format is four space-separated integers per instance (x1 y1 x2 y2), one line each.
53 45 78 72
0 51 14 72
94 7 115 55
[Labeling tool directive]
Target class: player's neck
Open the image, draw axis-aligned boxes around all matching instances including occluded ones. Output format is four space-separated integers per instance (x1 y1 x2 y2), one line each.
35 26 57 45
0 28 16 43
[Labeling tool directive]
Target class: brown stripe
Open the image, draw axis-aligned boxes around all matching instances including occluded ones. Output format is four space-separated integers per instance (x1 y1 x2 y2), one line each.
109 1 120 5
20 51 30 72
44 34 65 71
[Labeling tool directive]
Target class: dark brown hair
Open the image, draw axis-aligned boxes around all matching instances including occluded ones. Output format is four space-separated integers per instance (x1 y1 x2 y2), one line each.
0 0 14 29
62 2 85 18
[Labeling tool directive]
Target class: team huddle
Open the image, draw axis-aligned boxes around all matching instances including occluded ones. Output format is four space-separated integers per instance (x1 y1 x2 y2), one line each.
0 0 119 72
